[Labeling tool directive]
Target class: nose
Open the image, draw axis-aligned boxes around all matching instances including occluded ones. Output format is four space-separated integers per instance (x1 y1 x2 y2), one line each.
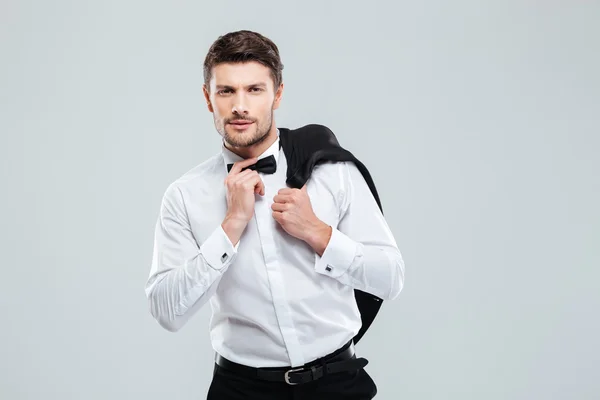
231 93 249 115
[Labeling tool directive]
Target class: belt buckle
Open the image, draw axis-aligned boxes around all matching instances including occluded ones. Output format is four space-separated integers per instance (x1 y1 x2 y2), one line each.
284 367 304 385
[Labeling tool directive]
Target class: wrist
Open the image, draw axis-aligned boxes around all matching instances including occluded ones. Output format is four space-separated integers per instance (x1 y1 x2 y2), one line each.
224 212 249 225
222 214 248 246
306 221 332 257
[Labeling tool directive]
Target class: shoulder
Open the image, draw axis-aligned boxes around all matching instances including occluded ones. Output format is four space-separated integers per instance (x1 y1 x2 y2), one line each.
316 159 372 200
311 159 356 196
281 123 340 143
293 123 334 134
160 152 223 206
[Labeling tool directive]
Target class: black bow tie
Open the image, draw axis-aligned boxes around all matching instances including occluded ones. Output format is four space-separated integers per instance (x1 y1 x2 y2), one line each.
227 154 277 174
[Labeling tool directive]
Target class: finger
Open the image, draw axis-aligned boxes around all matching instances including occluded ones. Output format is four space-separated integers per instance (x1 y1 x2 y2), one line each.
227 168 256 186
230 168 264 196
272 210 283 222
277 187 292 195
271 202 289 212
247 173 265 196
273 194 292 204
278 187 301 196
234 168 256 181
228 157 259 175
255 179 265 196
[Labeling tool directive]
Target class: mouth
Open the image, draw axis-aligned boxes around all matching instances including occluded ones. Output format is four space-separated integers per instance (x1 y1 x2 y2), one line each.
228 120 254 130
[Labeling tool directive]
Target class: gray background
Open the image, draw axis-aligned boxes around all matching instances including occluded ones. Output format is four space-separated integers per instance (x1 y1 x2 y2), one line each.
1 1 598 399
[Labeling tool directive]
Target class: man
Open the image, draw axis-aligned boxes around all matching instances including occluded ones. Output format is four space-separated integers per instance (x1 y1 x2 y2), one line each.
145 30 405 399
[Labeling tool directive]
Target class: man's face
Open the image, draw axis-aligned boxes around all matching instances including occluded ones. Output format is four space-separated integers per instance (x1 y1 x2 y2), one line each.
204 61 283 149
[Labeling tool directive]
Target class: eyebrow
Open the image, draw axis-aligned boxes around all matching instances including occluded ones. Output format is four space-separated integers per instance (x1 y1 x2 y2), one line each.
216 83 267 90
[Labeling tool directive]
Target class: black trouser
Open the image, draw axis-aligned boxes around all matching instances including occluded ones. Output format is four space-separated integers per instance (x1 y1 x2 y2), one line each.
206 342 378 399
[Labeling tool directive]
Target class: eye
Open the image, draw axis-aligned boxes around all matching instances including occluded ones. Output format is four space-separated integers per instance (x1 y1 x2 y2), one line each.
217 89 232 95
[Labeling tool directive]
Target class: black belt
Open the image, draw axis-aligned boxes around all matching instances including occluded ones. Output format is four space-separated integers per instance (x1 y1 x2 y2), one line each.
214 341 369 385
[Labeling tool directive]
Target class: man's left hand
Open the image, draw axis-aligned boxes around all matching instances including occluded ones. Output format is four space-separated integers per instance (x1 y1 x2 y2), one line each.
271 186 331 250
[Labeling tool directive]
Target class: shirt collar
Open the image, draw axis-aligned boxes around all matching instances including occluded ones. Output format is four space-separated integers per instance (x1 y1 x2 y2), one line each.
221 128 280 171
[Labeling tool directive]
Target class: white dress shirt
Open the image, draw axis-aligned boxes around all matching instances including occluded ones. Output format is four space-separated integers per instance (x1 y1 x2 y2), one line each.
145 129 405 368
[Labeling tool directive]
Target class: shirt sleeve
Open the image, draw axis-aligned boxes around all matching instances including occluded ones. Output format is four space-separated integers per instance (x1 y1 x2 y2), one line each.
145 184 239 332
314 162 405 300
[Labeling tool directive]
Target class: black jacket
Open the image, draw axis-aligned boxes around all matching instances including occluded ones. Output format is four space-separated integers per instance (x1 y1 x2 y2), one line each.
278 124 385 345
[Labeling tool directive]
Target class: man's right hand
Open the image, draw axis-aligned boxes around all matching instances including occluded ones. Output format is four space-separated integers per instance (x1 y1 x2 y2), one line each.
221 157 265 245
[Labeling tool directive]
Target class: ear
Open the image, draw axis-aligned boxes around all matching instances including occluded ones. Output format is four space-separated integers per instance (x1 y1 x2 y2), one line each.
202 84 214 113
272 82 284 111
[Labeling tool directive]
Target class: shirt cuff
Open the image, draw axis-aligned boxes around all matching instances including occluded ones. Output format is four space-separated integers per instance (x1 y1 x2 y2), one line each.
200 224 239 271
314 227 357 278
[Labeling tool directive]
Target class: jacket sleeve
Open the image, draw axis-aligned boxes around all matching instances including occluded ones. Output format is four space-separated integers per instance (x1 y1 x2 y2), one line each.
145 184 239 332
313 162 405 300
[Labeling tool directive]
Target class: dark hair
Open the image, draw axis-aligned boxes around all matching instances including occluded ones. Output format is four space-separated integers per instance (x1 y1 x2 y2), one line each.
203 30 284 90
